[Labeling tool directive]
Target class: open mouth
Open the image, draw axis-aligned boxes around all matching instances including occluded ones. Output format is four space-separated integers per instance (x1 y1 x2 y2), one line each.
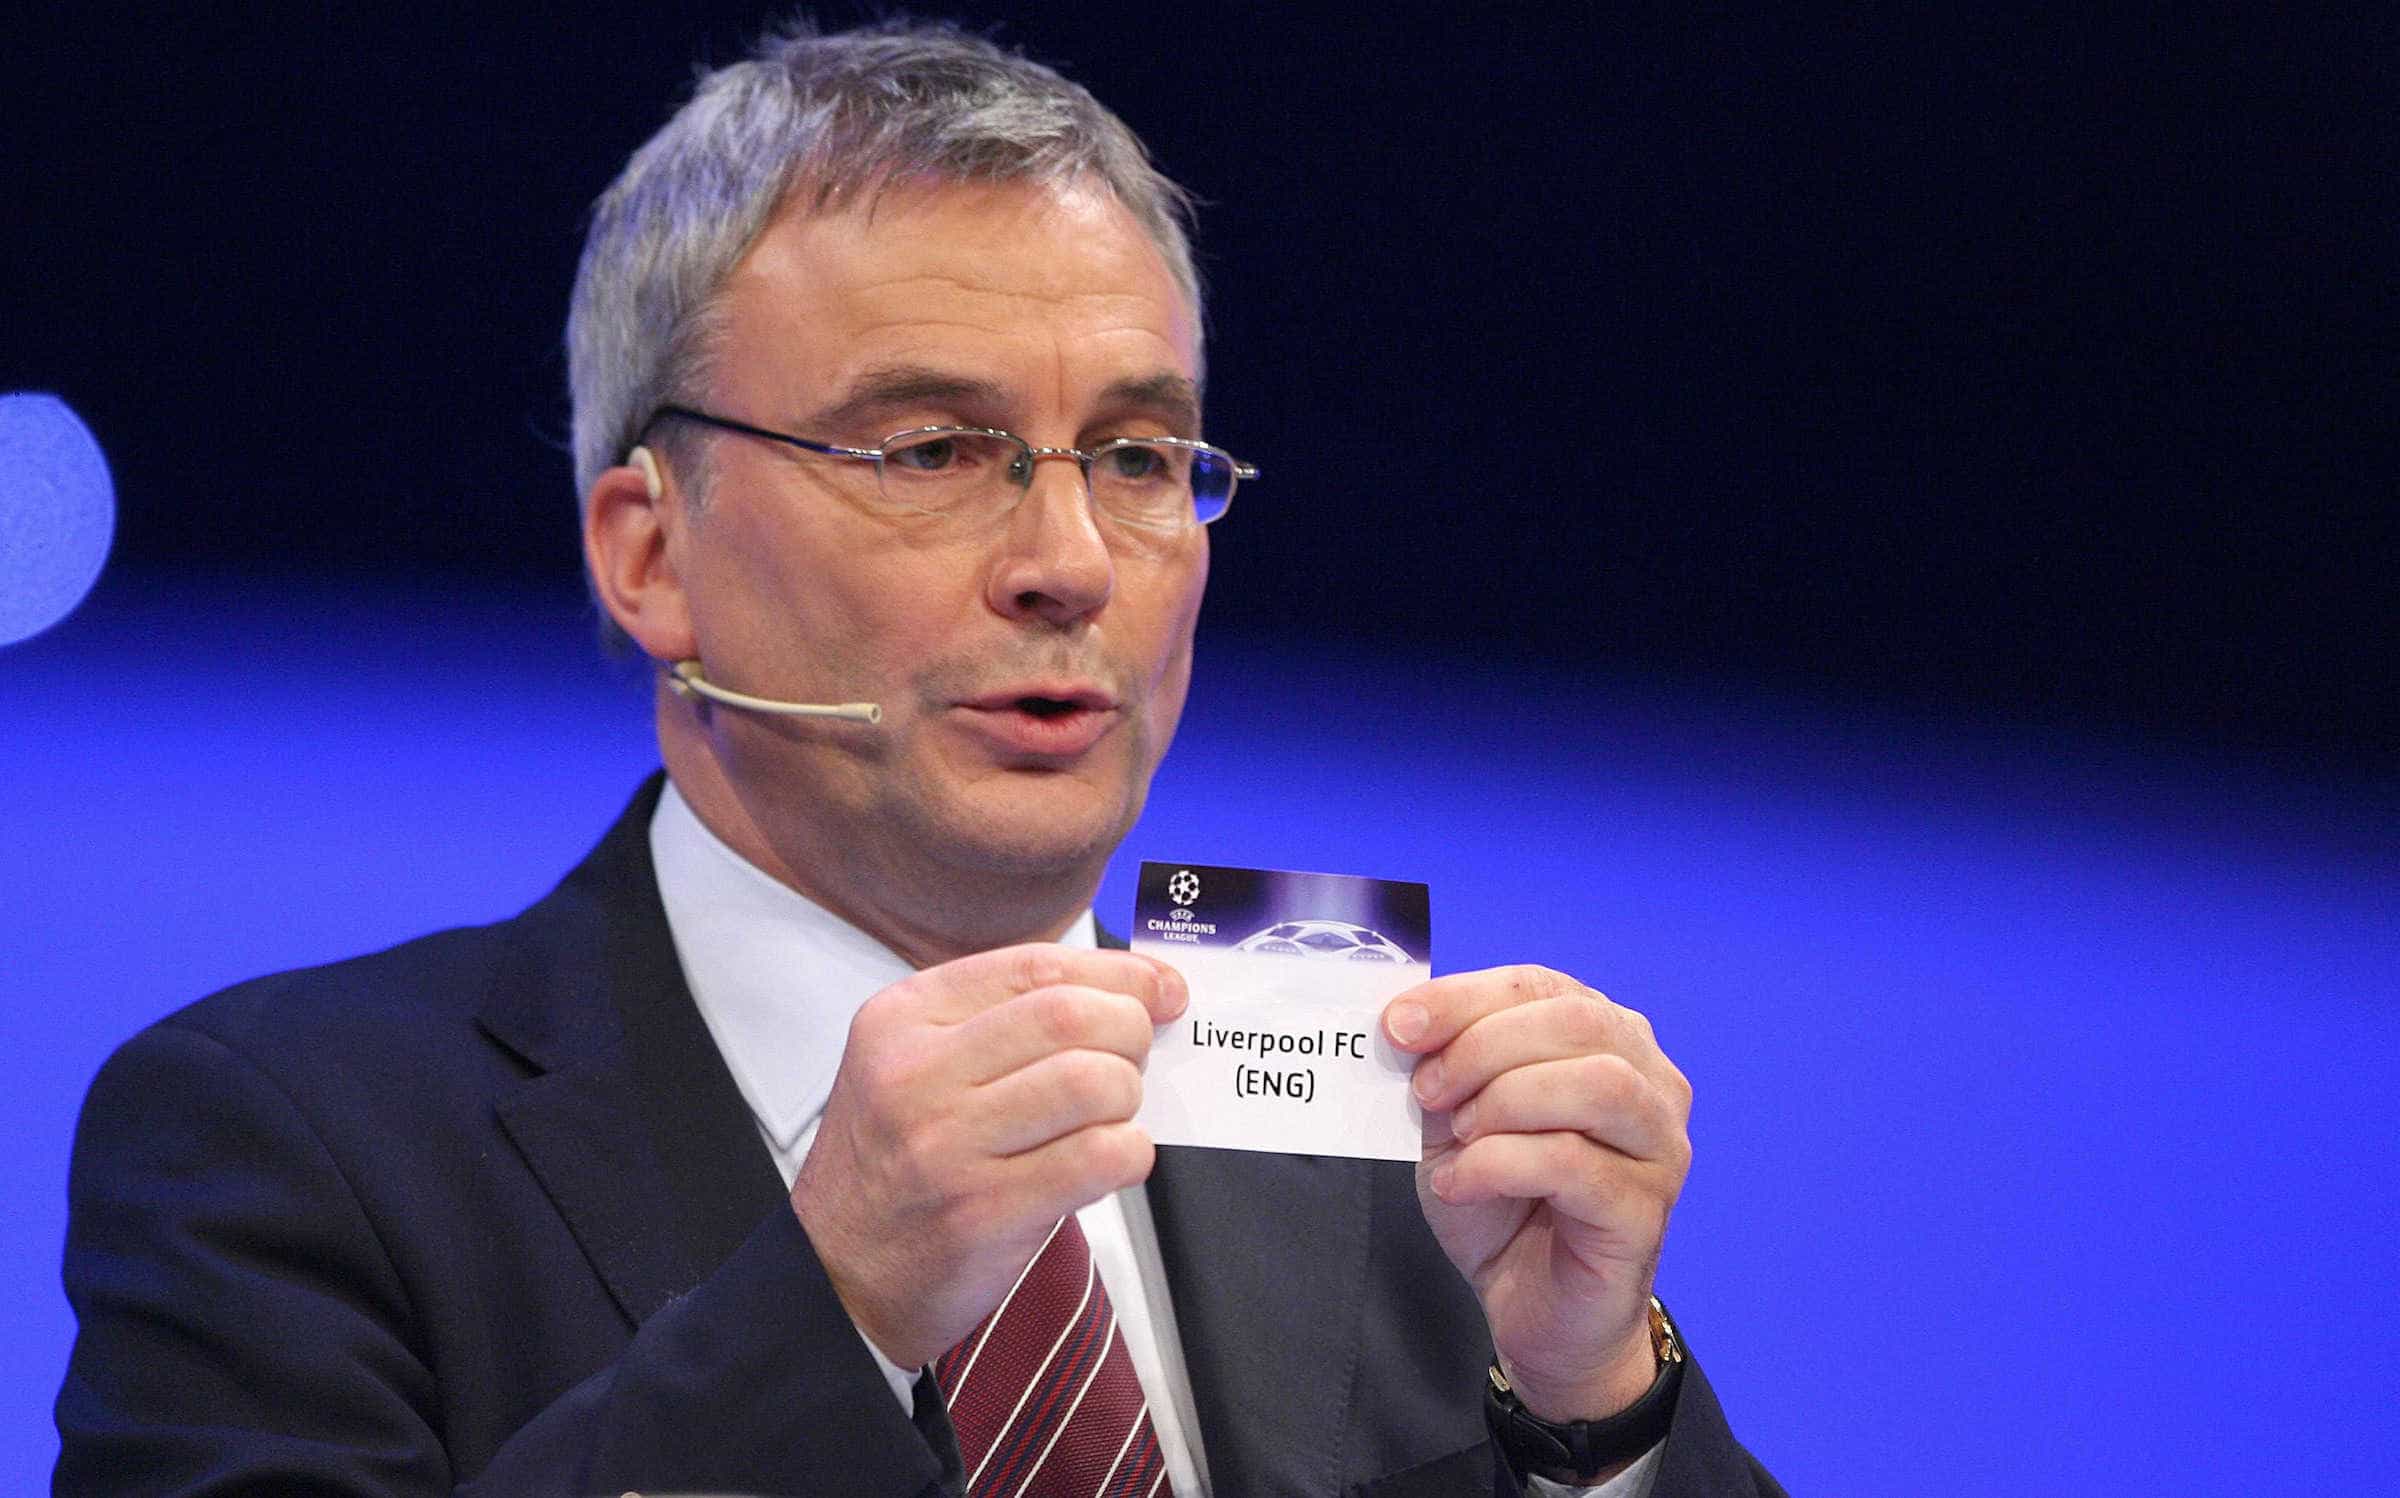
956 687 1119 757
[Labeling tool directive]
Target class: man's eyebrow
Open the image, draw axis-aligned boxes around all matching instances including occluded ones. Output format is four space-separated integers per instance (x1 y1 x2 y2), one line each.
805 365 1008 435
1097 373 1203 432
802 365 1205 436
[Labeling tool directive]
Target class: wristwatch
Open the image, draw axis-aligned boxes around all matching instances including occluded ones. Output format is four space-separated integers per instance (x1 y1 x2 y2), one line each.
1481 1297 1685 1485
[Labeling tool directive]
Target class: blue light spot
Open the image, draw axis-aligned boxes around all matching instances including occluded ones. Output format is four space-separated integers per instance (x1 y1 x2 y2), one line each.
0 392 115 645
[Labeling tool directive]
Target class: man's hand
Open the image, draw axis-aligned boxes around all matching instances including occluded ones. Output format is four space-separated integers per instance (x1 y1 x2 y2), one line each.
1384 966 1692 1422
789 944 1187 1369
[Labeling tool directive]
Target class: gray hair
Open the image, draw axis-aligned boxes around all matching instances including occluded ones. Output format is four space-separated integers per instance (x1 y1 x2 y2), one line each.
565 16 1202 512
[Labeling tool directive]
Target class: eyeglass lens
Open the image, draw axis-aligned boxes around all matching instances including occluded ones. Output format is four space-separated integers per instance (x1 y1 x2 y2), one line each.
880 431 1233 525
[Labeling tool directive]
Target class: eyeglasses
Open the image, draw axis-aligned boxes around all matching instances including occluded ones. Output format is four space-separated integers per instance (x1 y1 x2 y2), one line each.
641 405 1256 529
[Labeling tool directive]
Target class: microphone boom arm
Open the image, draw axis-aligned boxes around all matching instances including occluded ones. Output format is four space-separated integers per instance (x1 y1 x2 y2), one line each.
667 661 882 724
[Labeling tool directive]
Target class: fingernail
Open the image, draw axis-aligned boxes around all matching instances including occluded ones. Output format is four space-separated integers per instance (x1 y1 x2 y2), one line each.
1430 1161 1456 1198
1451 1099 1476 1138
1412 1055 1444 1104
1387 1001 1428 1045
1154 966 1188 1018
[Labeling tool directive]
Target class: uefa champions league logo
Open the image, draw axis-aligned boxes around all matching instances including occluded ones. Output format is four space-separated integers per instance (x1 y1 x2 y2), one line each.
1167 868 1201 919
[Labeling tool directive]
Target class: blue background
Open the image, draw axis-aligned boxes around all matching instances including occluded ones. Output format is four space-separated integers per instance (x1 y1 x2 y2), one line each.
5 577 2392 1493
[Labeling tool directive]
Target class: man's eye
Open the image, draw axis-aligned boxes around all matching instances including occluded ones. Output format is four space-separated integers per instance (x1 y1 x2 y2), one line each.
887 437 959 472
1099 443 1172 482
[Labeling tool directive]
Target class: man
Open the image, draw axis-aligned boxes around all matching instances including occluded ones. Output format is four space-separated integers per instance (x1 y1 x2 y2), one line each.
57 20 1781 1497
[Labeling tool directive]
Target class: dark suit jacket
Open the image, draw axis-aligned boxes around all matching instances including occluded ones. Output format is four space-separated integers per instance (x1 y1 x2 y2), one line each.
57 777 1780 1496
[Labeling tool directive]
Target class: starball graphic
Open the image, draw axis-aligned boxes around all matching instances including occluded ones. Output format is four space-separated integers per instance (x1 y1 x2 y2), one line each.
1232 919 1415 964
1167 868 1201 908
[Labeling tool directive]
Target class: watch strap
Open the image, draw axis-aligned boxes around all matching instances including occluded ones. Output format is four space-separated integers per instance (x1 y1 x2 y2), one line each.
1481 1298 1685 1485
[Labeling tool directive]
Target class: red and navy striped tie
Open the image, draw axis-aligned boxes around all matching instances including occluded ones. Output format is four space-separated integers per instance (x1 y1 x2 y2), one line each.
934 1217 1172 1498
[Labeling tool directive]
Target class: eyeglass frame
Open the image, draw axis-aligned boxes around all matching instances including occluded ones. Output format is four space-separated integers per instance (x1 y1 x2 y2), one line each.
637 404 1257 528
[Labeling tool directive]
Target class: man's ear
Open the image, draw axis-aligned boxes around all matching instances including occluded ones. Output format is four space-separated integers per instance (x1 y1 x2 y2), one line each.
583 445 697 663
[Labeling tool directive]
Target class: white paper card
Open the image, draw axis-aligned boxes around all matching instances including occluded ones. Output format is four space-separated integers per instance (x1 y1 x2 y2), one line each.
1132 860 1428 1162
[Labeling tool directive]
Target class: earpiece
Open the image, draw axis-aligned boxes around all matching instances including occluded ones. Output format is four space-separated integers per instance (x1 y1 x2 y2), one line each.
628 445 664 501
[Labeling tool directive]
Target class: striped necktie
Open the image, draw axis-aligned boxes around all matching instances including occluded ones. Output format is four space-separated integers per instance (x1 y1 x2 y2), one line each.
933 1216 1173 1498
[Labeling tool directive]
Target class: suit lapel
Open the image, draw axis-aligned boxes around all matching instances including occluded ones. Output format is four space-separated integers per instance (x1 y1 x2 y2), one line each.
1146 1143 1375 1497
481 775 788 1326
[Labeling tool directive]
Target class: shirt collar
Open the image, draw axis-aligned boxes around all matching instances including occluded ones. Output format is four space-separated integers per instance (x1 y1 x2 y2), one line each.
647 779 1097 1156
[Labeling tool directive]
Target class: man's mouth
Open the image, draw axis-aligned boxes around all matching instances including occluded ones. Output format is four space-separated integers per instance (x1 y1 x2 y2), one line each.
954 685 1122 757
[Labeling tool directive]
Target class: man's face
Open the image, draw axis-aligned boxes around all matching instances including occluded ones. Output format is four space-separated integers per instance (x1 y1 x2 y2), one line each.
664 177 1209 906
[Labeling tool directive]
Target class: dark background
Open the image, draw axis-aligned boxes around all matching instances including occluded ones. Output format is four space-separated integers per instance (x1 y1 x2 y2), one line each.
8 4 2390 769
8 10 2398 1493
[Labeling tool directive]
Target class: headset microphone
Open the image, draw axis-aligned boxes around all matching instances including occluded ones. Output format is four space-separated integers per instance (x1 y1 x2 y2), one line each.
627 445 883 725
667 661 882 724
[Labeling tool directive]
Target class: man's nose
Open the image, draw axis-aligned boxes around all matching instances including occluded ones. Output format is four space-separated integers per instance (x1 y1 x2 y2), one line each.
985 449 1113 626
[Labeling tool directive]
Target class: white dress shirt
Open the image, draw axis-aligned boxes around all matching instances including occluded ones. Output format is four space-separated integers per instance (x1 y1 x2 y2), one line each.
648 782 1655 1498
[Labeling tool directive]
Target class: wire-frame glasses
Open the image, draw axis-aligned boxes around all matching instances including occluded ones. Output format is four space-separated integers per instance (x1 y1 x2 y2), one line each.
642 405 1255 528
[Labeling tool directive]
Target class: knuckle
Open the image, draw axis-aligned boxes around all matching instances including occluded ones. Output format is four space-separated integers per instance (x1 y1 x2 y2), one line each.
1438 1028 1484 1090
1061 1052 1141 1121
844 1037 910 1101
1653 1176 1682 1224
1668 1129 1695 1178
1503 963 1570 1000
1109 1125 1156 1182
1106 1056 1145 1116
1011 944 1074 995
1024 985 1093 1049
848 985 910 1042
1022 985 1071 1042
1563 992 1616 1047
892 1110 951 1172
1120 1015 1157 1069
1074 1123 1153 1190
1588 1049 1643 1093
1459 1128 1510 1169
1093 988 1151 1048
1467 1063 1521 1114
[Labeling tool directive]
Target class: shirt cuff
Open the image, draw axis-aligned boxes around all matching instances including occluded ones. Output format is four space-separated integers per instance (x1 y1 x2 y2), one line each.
856 1322 925 1413
1524 1438 1665 1498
